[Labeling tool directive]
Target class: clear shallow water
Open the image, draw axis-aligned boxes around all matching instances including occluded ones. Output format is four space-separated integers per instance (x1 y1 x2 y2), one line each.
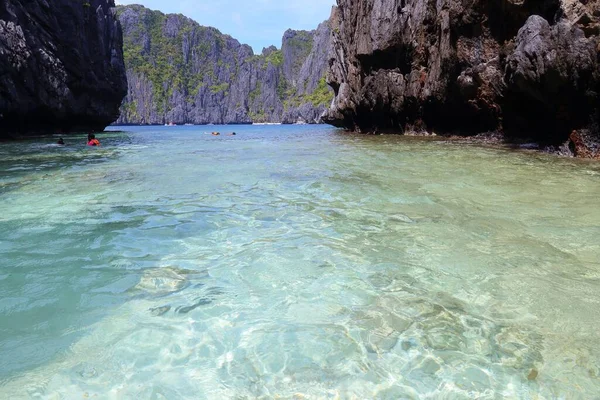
1 125 599 399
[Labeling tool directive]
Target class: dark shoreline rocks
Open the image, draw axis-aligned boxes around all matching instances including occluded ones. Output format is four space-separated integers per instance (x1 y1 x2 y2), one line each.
0 0 127 137
323 0 600 158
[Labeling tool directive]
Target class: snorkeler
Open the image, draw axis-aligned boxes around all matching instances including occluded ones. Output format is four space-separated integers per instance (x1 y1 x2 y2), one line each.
87 134 100 146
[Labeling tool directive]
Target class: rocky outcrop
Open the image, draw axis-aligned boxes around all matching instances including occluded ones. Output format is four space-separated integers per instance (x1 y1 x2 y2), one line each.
0 0 127 136
281 21 335 124
504 15 599 142
324 0 600 151
116 5 333 125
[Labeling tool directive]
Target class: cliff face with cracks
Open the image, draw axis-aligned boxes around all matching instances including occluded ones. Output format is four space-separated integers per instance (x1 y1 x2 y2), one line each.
324 0 600 155
0 0 127 136
116 5 333 125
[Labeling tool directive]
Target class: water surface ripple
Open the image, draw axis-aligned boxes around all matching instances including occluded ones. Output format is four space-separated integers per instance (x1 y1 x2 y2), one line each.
1 126 599 399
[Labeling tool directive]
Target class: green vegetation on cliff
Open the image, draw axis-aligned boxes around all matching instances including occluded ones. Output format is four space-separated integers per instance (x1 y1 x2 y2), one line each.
284 77 333 109
116 4 332 124
305 77 334 106
119 7 183 114
264 50 284 67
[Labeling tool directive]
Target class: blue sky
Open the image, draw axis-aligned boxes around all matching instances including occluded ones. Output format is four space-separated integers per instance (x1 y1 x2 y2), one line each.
115 0 336 54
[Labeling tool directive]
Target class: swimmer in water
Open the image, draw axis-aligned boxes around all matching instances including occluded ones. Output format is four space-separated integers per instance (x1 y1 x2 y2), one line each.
87 134 100 146
227 132 237 136
212 132 220 136
57 138 65 145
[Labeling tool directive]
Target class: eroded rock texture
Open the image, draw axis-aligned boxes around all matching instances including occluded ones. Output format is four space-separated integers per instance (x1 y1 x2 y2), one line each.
324 0 600 148
116 5 333 125
0 0 127 136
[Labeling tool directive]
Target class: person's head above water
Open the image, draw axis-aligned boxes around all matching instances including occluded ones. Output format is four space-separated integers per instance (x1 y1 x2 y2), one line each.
57 138 65 145
87 134 100 146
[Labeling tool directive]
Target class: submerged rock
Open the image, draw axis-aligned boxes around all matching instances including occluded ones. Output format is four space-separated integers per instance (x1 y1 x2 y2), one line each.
149 305 171 317
528 368 539 381
0 0 127 137
134 266 199 297
324 0 600 150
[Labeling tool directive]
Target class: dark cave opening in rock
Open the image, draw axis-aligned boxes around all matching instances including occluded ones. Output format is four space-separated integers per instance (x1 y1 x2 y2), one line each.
356 44 414 76
487 0 561 41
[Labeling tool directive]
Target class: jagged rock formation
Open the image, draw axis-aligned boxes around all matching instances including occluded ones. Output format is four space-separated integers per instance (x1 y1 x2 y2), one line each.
0 0 127 136
116 5 333 125
324 0 600 153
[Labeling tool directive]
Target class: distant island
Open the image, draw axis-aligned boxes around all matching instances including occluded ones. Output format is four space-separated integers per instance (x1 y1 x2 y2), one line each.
115 5 333 126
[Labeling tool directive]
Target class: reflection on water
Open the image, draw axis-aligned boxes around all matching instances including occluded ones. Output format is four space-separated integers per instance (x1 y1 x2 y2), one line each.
0 126 599 398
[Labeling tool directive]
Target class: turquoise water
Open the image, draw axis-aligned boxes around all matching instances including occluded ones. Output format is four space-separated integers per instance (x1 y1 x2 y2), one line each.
1 125 599 399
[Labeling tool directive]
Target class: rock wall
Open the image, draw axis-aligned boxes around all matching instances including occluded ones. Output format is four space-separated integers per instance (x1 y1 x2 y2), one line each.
0 0 127 136
324 0 600 148
116 5 333 125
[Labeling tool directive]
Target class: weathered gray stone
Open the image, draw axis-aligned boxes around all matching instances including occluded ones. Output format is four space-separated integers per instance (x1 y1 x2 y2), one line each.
0 0 127 136
324 0 600 145
504 15 599 141
116 5 333 125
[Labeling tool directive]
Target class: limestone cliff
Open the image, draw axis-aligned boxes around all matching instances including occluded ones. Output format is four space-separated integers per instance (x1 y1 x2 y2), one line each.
0 0 127 136
324 0 600 152
116 5 333 125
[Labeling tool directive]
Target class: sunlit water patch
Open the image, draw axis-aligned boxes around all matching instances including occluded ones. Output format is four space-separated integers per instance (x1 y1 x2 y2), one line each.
1 126 599 398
